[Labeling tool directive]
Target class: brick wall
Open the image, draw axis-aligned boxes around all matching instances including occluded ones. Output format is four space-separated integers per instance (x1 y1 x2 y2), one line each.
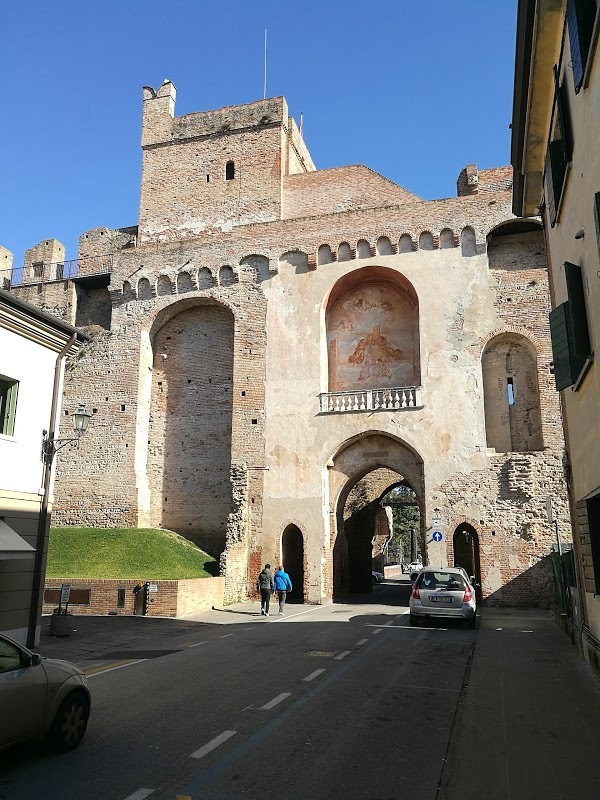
43 576 225 617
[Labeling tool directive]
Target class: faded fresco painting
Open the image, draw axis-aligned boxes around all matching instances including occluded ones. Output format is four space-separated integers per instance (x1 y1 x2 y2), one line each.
328 282 419 392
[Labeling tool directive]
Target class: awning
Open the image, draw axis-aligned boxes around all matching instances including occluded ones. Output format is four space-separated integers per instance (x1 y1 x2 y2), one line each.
0 519 35 560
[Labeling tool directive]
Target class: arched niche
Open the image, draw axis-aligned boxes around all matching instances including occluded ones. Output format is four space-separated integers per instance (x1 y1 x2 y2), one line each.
440 228 455 249
487 219 545 270
239 254 270 283
461 226 477 256
337 242 352 262
419 231 434 251
318 244 333 266
279 250 309 273
325 266 421 392
482 333 543 452
197 267 213 290
147 299 235 556
399 234 414 254
357 239 372 259
177 271 194 293
219 266 237 286
157 275 172 296
122 281 135 302
137 277 152 300
376 236 392 256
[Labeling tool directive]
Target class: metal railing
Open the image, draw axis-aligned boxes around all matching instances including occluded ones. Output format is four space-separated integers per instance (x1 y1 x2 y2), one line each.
319 386 422 413
0 254 113 289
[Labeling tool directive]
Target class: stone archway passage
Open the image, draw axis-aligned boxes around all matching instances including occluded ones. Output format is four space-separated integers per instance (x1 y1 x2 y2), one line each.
282 524 304 603
453 524 482 597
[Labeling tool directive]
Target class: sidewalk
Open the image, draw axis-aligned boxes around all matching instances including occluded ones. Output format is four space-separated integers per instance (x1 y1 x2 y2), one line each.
34 599 263 669
440 608 600 800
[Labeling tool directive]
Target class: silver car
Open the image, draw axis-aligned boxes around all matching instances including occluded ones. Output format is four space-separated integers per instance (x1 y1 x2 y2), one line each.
409 567 477 628
0 633 91 752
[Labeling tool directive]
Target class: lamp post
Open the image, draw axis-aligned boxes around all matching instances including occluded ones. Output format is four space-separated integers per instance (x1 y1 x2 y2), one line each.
42 406 91 463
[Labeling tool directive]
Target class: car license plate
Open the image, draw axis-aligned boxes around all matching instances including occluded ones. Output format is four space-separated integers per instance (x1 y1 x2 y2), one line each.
430 595 452 604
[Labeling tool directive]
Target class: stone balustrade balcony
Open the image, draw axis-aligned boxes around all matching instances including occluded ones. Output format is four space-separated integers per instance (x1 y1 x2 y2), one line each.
319 386 423 414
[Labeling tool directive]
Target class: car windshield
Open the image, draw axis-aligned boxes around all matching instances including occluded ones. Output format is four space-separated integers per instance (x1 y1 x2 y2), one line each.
417 572 466 591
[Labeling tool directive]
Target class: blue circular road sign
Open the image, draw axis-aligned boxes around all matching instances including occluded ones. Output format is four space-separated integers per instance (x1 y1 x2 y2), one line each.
432 530 443 542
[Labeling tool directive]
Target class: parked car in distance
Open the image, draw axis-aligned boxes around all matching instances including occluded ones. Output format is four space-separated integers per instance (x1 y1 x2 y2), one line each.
404 561 423 575
372 570 384 584
409 567 476 628
0 633 91 752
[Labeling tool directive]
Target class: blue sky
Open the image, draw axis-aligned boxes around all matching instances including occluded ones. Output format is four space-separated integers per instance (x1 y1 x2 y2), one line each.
1 1 517 266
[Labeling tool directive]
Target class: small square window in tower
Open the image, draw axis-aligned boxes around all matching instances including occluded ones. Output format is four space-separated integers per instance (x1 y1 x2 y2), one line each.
225 161 235 181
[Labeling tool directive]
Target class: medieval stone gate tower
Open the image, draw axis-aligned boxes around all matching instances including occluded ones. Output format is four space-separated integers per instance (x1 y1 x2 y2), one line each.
2 82 571 605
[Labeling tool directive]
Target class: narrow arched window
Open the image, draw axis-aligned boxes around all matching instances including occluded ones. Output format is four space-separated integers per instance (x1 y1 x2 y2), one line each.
225 161 235 180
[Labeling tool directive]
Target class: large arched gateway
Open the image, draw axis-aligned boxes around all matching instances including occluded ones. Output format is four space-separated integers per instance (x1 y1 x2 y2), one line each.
328 432 425 597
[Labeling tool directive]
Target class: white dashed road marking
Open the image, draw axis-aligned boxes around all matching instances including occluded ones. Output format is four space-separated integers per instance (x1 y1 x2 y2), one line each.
260 692 291 710
219 633 234 639
356 639 368 646
373 628 383 635
188 641 208 648
335 651 351 660
123 789 155 800
190 730 237 759
303 668 326 682
86 659 147 678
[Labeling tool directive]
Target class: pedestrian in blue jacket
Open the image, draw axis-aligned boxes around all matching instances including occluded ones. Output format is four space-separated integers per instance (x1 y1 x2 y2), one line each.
273 566 292 615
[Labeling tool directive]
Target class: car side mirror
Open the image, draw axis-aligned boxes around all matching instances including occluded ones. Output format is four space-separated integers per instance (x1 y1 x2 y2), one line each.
29 653 41 667
470 576 476 583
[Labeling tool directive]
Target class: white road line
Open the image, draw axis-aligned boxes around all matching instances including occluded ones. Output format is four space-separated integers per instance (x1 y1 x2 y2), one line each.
304 668 326 682
356 638 368 646
219 633 234 638
123 789 155 800
373 628 383 635
260 692 291 710
87 659 147 678
267 606 325 623
245 626 256 630
335 650 351 660
188 640 209 648
190 730 237 759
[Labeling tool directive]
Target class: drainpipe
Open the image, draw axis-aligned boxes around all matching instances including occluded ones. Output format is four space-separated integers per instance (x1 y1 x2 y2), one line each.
27 333 77 648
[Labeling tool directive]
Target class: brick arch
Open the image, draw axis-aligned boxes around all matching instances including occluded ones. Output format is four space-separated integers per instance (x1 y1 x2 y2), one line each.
328 431 425 597
477 325 542 356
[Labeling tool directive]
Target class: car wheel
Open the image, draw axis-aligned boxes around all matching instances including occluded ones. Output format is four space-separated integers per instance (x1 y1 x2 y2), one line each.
409 614 419 627
47 691 90 752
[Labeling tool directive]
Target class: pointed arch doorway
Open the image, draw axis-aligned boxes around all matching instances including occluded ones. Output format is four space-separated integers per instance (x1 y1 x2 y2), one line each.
281 524 305 603
453 524 481 597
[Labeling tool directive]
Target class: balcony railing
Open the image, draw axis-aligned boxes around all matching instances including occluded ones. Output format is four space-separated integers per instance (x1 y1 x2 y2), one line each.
0 254 113 289
319 386 423 413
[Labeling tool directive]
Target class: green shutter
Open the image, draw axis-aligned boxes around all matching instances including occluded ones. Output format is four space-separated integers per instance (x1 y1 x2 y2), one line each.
565 261 592 374
594 191 600 255
550 303 577 390
567 0 598 93
545 148 557 226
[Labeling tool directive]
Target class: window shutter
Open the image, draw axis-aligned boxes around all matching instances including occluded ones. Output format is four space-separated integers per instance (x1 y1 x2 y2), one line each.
567 0 598 93
554 67 573 165
594 191 600 255
4 381 18 437
550 303 577 390
544 148 557 226
564 261 592 374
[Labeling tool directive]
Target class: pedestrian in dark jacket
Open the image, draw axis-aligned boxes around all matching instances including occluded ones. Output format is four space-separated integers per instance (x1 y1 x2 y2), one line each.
273 566 292 615
256 564 274 617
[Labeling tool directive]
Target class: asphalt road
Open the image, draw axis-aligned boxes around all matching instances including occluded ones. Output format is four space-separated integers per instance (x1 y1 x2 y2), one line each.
0 580 476 800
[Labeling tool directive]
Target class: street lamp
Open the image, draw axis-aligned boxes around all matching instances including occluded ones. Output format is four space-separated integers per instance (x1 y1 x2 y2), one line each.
42 407 91 463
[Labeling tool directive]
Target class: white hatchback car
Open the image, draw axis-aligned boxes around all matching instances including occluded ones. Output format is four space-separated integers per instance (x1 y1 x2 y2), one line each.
409 567 477 628
0 633 91 752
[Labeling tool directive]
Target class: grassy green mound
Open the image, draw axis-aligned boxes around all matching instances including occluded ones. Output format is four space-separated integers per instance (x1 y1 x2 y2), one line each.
47 527 218 579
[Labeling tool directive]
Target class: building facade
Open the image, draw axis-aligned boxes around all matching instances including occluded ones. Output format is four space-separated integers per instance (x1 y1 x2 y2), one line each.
0 289 85 644
512 0 600 670
1 82 572 606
